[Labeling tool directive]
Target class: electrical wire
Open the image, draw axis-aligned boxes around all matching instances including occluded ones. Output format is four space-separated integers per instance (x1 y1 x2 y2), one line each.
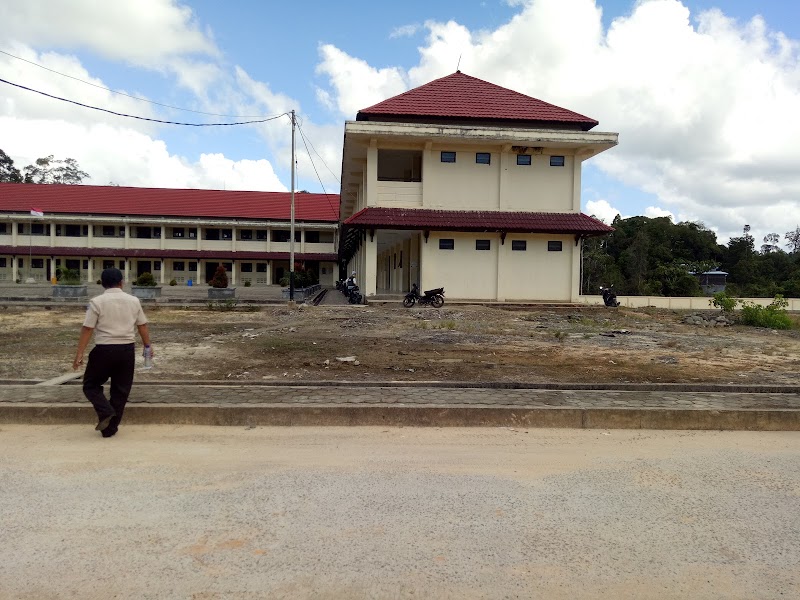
0 77 288 126
296 120 341 184
0 48 272 118
296 122 340 218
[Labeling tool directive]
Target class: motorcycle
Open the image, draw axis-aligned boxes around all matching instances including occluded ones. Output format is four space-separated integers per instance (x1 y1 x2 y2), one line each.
347 284 363 304
599 285 620 307
403 284 445 308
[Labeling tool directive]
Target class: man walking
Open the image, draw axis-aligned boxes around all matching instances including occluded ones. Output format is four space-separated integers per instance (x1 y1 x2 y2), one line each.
73 267 152 437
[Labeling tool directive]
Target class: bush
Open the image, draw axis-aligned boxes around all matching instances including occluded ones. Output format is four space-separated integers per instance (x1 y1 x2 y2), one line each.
55 267 81 285
96 279 102 285
710 291 738 313
739 295 792 330
209 264 228 288
244 279 251 287
169 279 177 286
135 272 156 287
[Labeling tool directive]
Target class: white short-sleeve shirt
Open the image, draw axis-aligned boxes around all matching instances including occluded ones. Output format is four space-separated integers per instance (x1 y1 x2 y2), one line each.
83 288 148 345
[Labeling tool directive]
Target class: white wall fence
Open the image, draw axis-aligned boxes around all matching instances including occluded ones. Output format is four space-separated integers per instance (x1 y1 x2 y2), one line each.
578 295 800 312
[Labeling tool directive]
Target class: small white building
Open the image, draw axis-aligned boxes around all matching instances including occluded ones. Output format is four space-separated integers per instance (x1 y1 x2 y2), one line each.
339 71 618 301
0 184 339 286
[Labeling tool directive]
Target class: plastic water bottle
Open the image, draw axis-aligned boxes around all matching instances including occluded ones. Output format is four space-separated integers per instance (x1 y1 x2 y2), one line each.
143 345 154 369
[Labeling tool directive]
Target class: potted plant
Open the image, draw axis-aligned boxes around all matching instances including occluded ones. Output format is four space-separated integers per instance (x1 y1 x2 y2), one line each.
52 267 88 299
131 271 161 299
207 263 236 299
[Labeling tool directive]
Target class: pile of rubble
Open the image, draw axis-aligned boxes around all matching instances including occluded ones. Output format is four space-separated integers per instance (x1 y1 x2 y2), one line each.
683 312 734 327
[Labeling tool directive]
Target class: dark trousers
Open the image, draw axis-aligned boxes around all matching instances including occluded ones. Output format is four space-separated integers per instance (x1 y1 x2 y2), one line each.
83 344 135 432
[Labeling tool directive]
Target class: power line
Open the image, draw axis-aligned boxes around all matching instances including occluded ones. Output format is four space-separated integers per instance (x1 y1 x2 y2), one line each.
0 77 287 126
296 120 341 184
0 48 272 118
296 121 339 218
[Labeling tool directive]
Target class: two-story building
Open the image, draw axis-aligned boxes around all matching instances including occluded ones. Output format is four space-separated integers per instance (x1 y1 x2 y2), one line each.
339 71 618 301
0 184 339 286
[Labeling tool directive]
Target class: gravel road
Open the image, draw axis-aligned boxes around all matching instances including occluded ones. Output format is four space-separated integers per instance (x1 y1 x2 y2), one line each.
1 426 798 599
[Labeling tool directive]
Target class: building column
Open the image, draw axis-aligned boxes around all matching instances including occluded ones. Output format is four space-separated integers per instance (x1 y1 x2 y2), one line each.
11 221 18 246
571 237 582 302
266 228 271 252
231 227 237 252
196 227 202 250
87 257 93 284
230 261 237 286
364 231 378 297
160 226 166 251
124 224 130 249
266 261 272 285
12 256 18 282
300 228 306 253
159 259 165 284
87 223 94 248
123 259 129 284
198 260 203 285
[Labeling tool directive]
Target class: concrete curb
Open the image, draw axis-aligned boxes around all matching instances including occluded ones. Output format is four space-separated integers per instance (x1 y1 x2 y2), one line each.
2 403 799 431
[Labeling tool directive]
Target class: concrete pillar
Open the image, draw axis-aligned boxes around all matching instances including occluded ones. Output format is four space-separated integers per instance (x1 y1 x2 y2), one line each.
160 226 165 251
231 261 237 286
11 221 18 246
159 259 165 284
123 259 129 284
499 144 511 210
196 227 202 250
572 154 583 212
422 142 433 208
124 224 130 249
571 237 582 302
364 231 377 297
266 227 271 252
12 256 18 282
87 257 93 284
266 261 272 285
198 260 203 285
231 227 237 252
366 140 378 207
87 223 93 248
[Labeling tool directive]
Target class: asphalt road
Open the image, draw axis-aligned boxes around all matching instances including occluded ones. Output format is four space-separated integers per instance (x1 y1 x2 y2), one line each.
1 426 798 599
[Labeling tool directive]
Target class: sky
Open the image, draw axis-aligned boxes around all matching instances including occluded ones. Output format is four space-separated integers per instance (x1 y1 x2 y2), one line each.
1 0 799 248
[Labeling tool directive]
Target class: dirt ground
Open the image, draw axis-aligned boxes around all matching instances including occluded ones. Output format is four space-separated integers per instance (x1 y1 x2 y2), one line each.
1 303 799 384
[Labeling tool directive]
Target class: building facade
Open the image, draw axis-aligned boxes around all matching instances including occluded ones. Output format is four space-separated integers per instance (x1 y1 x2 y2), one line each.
339 71 618 301
0 185 339 286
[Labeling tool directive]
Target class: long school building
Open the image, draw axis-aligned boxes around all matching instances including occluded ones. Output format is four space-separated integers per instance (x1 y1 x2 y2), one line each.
0 185 339 286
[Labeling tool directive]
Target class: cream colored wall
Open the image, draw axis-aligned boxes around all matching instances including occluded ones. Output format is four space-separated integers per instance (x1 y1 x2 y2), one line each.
421 232 498 299
498 235 573 301
423 151 501 210
504 155 574 212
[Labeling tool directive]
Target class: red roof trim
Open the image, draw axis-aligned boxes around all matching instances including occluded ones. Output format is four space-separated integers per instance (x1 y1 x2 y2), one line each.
343 207 613 234
0 183 340 223
357 72 598 130
0 246 337 261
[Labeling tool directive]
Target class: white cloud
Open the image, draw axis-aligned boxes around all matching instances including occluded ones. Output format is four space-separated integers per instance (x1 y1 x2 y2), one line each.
585 199 622 223
390 24 422 39
644 206 674 220
315 0 800 245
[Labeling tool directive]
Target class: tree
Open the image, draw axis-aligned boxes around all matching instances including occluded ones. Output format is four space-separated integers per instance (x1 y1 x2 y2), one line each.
22 155 90 184
761 233 781 254
786 227 800 254
0 149 23 183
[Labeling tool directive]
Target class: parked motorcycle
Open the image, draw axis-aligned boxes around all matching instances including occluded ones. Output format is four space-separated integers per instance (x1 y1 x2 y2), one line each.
403 284 445 308
599 285 620 307
347 284 363 304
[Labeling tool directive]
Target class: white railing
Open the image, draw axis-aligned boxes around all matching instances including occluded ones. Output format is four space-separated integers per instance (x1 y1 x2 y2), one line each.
578 295 800 311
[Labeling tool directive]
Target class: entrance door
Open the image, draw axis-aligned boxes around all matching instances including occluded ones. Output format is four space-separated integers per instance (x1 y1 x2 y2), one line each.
137 261 152 278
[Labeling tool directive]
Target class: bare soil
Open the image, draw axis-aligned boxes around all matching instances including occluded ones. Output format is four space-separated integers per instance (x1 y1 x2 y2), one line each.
1 304 799 384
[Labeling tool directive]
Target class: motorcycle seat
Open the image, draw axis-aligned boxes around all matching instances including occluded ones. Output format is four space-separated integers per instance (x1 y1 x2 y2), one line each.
424 287 444 295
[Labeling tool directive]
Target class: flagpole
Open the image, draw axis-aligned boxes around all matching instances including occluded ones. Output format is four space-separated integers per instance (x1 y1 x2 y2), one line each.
28 213 33 282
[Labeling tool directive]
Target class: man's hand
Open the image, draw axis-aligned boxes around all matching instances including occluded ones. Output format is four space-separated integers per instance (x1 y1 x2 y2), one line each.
73 353 84 370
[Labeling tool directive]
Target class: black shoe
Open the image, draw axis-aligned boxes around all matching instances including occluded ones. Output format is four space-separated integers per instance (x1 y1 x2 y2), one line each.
95 415 114 431
101 428 117 438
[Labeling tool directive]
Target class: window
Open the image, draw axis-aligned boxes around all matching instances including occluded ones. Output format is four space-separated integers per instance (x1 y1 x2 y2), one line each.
135 226 152 239
0 223 6 234
476 152 491 165
272 230 300 242
378 150 422 182
256 263 268 273
440 151 456 163
66 259 80 270
188 262 197 272
18 223 25 234
102 226 115 236
516 154 532 166
32 259 44 269
221 229 232 240
550 155 565 167
65 225 82 237
103 260 114 269
118 260 125 270
82 260 89 270
153 227 161 239
241 263 253 272
476 239 491 251
31 223 48 235
548 241 563 252
511 240 527 251
439 238 455 250
119 226 125 237
240 229 253 240
172 228 185 238
256 230 268 241
205 228 220 240
18 259 24 268
173 261 185 271
0 258 6 267
305 231 320 244
188 229 196 239
154 261 161 271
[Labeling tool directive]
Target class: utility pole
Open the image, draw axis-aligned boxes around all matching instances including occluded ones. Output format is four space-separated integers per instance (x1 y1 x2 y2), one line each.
289 109 296 302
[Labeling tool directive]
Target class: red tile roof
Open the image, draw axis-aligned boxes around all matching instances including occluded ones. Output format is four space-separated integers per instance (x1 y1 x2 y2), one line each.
0 183 339 222
357 72 598 130
343 207 613 234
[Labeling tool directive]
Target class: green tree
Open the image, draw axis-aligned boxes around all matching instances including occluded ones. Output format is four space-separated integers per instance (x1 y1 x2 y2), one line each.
23 155 90 184
786 226 800 254
0 149 23 183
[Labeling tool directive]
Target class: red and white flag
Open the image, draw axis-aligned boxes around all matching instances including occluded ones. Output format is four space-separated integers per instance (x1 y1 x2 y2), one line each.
30 207 44 217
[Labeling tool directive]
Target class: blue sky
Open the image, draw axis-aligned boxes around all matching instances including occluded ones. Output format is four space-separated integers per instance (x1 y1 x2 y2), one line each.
2 0 799 246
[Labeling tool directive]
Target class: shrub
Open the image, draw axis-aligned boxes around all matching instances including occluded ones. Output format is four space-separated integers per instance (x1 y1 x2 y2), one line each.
244 279 252 287
710 291 738 313
55 267 81 285
96 279 102 285
135 272 157 287
209 264 228 288
169 278 177 286
739 295 792 330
